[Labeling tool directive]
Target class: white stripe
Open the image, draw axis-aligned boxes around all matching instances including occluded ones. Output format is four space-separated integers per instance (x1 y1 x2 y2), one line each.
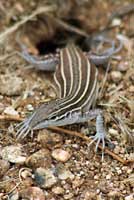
66 48 73 96
49 47 92 119
81 68 98 110
60 50 67 97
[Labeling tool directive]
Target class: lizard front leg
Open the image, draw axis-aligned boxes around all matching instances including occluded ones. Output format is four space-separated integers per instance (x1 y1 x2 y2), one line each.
33 108 111 160
73 109 112 160
17 42 59 72
87 35 122 66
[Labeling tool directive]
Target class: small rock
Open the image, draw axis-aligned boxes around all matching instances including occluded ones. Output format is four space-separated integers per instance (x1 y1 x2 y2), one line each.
108 190 121 197
20 187 45 200
72 177 84 189
129 86 134 93
125 194 134 200
109 128 118 136
1 145 26 164
111 71 122 83
35 167 57 188
4 106 19 116
26 104 34 111
0 159 10 177
19 168 33 187
111 18 121 26
56 164 74 180
52 149 71 162
20 168 32 179
0 103 5 114
127 169 132 174
118 61 129 72
106 174 111 180
83 190 96 199
38 130 63 148
8 191 19 200
94 175 99 180
0 74 23 96
64 193 74 199
26 149 52 169
52 186 64 194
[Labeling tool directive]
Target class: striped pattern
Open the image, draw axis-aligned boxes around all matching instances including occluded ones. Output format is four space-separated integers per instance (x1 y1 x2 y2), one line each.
51 44 98 119
16 44 99 138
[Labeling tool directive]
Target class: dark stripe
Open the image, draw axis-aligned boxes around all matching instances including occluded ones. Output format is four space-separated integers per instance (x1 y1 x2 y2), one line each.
48 44 97 119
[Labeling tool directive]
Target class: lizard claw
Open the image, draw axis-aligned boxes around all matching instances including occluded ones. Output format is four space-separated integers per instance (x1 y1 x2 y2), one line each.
88 130 106 161
88 114 109 161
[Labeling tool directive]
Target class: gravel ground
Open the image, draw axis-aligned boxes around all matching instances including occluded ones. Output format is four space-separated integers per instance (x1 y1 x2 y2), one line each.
0 0 134 199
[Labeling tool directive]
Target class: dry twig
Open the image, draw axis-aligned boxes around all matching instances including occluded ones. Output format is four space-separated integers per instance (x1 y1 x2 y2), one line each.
0 114 132 164
0 6 56 43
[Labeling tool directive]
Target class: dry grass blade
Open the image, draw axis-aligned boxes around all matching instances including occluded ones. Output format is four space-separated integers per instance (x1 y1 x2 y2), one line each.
48 16 89 37
0 6 56 43
115 113 134 147
123 174 134 186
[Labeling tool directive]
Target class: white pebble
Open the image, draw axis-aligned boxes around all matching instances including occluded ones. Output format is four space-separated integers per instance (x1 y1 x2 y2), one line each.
112 18 121 26
1 145 26 164
4 106 19 116
111 71 122 83
125 194 134 200
52 149 71 162
52 186 64 194
26 104 34 111
106 174 111 180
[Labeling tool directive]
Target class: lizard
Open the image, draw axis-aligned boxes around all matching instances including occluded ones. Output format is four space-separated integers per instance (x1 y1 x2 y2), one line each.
16 36 122 158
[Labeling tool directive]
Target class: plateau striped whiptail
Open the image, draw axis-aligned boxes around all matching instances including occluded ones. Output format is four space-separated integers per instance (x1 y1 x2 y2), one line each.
16 37 122 158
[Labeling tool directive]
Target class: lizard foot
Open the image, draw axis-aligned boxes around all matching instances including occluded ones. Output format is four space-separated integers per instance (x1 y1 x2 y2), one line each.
88 114 112 161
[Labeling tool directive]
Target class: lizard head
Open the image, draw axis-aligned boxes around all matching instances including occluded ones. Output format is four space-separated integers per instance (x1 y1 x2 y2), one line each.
16 100 59 139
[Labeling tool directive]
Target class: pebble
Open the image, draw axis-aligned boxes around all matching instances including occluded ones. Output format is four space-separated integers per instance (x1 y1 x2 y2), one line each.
127 169 132 174
26 149 52 169
108 128 118 136
19 168 33 187
56 164 74 180
4 106 19 116
83 190 96 199
34 167 57 188
111 71 122 83
52 186 64 194
1 145 26 164
116 169 122 175
38 130 63 148
129 86 134 93
94 175 99 180
0 159 10 177
72 177 84 189
19 187 45 200
0 74 23 96
64 193 74 199
111 18 121 26
26 104 34 111
52 149 71 162
114 146 121 154
106 174 111 180
118 61 129 72
125 194 134 200
0 103 5 114
108 190 121 197
20 168 32 179
9 191 19 200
